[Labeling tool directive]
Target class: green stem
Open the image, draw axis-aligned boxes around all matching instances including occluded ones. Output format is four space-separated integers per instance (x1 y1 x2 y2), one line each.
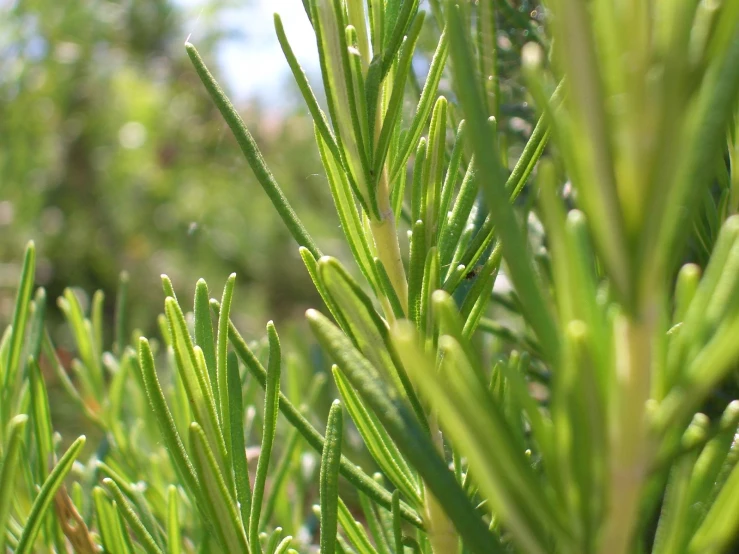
371 172 409 312
424 416 460 554
601 312 654 554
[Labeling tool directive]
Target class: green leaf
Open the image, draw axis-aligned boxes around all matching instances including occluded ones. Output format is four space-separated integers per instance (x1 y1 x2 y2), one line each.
194 279 218 406
437 120 467 239
15 435 86 554
688 401 739 514
57 288 104 398
42 331 102 427
505 114 552 202
2 241 35 403
229 349 252 527
653 445 701 554
250 322 282 547
264 527 283 554
360 492 394 554
27 355 62 548
103 478 164 554
419 246 441 337
185 42 322 259
190 422 250 553
316 130 380 292
446 0 559 363
333 365 421 507
648 18 739 290
307 309 502 554
374 13 426 181
299 247 355 341
320 400 344 554
390 27 449 185
391 490 403 554
338 497 378 554
381 0 420 78
689 449 739 553
407 220 426 326
27 288 47 368
167 485 182 554
319 256 428 428
393 320 570 554
311 0 376 216
410 139 427 223
274 12 342 166
374 257 406 319
421 96 448 241
460 243 502 338
97 462 166 550
439 158 476 270
318 257 397 387
0 414 29 553
217 273 237 470
165 297 227 474
216 302 424 529
138 338 202 505
91 289 105 363
262 373 327 525
475 0 498 118
28 357 53 486
273 535 293 554
94 487 134 554
346 25 372 165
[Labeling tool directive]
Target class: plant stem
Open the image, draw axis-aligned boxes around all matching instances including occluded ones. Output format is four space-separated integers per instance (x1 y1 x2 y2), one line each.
371 170 409 311
424 416 460 554
601 311 654 554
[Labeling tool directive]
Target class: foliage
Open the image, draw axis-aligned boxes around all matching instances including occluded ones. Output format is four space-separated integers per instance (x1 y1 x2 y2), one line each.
0 0 333 334
3 0 739 553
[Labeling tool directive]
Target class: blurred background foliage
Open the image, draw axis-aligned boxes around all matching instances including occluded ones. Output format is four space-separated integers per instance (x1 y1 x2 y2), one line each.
0 0 340 343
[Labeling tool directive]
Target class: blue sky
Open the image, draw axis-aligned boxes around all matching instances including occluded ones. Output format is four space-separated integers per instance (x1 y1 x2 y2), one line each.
180 0 320 104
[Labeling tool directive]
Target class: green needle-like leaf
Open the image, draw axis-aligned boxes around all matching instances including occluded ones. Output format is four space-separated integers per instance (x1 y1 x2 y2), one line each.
190 422 250 553
94 487 135 554
139 338 202 505
307 309 503 554
394 320 569 553
229 350 252 527
390 27 449 185
2 241 35 402
688 453 739 553
316 131 380 292
250 322 281 548
391 490 403 554
185 42 321 259
165 297 228 474
333 365 421 507
374 13 425 181
103 479 164 554
214 301 424 529
167 485 182 554
217 273 237 463
0 415 29 553
15 435 86 554
274 12 342 166
421 96 448 241
194 279 218 404
320 400 344 554
446 0 559 363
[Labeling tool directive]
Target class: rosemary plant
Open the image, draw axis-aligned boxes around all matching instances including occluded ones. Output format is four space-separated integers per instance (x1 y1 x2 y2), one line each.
3 0 739 553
